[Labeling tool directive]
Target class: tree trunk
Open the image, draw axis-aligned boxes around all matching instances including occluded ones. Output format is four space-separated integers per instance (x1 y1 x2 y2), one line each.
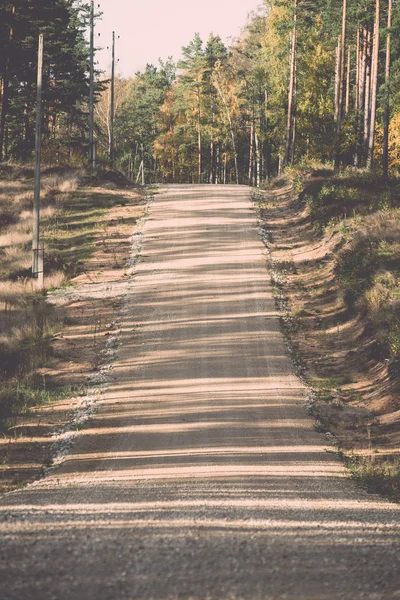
223 153 227 185
290 115 296 166
255 128 260 187
210 139 214 184
367 0 380 170
0 6 14 161
291 67 297 166
338 0 347 117
345 47 351 114
354 25 367 166
363 27 372 152
264 89 270 180
334 0 347 171
355 27 360 110
334 36 341 122
354 27 362 166
215 144 219 184
214 74 239 183
0 74 10 160
248 119 254 185
383 0 392 179
360 25 368 114
209 94 215 184
259 97 264 181
284 0 297 167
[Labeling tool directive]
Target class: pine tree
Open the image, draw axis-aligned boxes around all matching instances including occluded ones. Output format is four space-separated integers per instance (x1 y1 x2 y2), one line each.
0 0 92 162
177 34 206 183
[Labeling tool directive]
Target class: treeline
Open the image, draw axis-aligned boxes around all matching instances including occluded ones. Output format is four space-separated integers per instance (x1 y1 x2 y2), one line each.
0 0 93 163
102 0 400 184
1 1 399 181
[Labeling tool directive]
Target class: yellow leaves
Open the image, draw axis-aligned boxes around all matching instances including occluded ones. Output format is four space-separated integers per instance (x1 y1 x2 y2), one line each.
374 112 400 172
388 112 400 171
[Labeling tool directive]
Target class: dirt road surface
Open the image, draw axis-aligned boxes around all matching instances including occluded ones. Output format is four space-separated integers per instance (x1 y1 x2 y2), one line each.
0 185 399 600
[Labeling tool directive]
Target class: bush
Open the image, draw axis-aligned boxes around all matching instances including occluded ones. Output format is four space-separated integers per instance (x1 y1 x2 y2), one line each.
335 236 378 309
305 183 363 230
0 381 51 422
348 456 400 502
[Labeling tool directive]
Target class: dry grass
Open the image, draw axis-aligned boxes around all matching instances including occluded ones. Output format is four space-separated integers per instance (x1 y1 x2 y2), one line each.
0 165 140 426
0 168 84 424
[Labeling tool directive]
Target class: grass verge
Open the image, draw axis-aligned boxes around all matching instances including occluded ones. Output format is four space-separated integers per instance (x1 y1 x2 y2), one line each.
258 161 400 502
347 456 400 503
0 164 141 428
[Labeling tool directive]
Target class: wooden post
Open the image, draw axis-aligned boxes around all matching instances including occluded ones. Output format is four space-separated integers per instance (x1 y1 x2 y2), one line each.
32 34 44 278
37 240 44 289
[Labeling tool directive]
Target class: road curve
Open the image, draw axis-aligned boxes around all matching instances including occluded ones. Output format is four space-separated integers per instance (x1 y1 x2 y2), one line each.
0 185 399 600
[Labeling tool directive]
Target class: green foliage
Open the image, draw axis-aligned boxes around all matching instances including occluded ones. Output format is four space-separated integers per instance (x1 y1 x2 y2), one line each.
0 0 93 162
335 238 378 308
0 377 74 425
348 456 400 503
3 0 400 179
305 183 361 230
105 61 175 181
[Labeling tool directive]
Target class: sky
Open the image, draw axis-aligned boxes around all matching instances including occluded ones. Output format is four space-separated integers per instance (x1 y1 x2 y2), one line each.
94 0 264 78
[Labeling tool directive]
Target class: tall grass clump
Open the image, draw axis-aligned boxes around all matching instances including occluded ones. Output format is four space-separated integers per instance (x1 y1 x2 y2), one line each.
348 456 400 503
0 168 84 426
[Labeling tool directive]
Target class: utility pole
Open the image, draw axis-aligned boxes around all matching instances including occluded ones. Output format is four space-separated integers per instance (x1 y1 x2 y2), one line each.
109 31 115 165
32 34 44 280
89 0 95 170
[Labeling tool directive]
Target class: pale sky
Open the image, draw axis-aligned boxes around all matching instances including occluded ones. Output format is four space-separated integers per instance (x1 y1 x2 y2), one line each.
94 0 264 78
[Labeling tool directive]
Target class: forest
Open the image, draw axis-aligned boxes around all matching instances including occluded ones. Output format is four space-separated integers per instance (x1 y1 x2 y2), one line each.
0 0 92 164
0 1 399 184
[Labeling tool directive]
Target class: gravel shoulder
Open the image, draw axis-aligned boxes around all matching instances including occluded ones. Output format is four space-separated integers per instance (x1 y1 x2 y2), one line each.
0 185 399 600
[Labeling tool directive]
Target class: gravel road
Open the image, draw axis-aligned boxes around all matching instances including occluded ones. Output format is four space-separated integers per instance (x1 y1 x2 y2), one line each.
0 185 399 600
